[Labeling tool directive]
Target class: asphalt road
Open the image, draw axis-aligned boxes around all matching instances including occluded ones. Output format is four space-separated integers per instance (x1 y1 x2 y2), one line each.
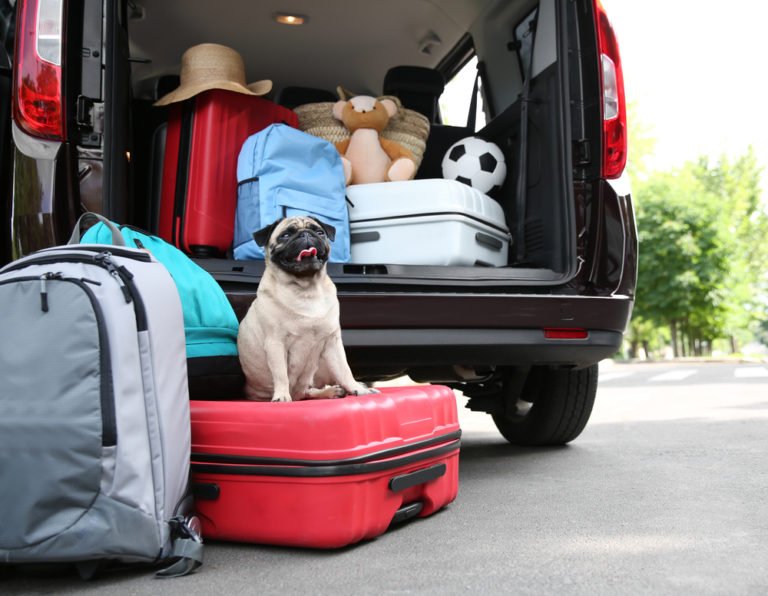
3 361 768 595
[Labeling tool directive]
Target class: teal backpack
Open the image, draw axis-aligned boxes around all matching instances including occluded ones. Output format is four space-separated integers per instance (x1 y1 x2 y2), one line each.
81 222 243 399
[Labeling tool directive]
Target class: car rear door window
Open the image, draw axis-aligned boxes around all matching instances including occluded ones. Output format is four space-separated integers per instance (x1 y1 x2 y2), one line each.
439 55 486 130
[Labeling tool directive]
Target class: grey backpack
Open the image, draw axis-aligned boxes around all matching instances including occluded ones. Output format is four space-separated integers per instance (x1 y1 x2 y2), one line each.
0 214 202 578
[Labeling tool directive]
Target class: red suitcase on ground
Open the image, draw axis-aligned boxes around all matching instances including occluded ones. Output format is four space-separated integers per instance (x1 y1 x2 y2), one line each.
190 385 461 548
158 90 298 257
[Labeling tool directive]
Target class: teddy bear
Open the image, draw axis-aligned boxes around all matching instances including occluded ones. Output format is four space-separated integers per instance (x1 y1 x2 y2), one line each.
332 95 417 185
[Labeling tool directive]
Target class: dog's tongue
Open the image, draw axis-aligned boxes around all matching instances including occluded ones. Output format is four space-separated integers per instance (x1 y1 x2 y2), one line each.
296 247 318 262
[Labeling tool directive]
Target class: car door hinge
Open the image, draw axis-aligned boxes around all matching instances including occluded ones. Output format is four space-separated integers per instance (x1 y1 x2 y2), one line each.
572 138 591 167
76 96 104 147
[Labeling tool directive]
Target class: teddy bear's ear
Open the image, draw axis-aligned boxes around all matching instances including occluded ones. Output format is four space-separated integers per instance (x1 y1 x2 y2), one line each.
332 100 347 121
380 98 398 118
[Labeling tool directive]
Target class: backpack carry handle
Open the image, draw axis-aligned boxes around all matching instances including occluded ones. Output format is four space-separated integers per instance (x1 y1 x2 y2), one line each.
68 212 126 246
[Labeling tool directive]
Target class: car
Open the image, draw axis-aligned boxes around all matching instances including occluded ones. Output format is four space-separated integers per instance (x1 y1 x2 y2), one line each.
0 0 637 445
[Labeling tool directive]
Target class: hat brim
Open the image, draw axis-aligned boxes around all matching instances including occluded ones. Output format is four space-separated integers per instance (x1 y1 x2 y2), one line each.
154 78 273 106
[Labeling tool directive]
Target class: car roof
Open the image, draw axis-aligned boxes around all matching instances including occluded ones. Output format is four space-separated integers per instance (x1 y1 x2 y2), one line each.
128 0 492 99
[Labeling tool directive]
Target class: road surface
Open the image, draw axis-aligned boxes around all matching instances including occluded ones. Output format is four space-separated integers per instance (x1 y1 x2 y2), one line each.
3 361 767 595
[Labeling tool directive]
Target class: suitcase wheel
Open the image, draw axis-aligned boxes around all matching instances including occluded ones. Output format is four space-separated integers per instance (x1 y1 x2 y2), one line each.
390 502 424 525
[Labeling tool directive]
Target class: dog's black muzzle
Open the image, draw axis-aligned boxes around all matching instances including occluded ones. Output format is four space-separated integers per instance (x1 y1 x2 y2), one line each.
272 230 330 276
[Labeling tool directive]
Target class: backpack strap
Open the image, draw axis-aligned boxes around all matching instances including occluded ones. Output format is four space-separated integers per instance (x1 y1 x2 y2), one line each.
68 212 127 246
155 516 204 579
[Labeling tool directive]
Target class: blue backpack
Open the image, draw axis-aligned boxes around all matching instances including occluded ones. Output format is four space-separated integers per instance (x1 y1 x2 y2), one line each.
233 124 350 262
81 223 243 399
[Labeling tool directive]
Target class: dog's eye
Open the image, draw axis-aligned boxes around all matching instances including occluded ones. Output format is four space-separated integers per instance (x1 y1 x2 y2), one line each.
279 232 291 241
315 228 325 236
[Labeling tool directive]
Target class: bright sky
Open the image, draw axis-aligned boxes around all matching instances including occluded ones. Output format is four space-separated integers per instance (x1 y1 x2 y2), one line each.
602 0 768 185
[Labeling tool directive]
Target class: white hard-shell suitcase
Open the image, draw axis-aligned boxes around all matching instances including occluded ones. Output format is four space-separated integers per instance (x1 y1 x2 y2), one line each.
346 179 512 267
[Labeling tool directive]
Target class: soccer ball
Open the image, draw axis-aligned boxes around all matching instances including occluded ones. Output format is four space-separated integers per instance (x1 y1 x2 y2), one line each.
441 136 507 195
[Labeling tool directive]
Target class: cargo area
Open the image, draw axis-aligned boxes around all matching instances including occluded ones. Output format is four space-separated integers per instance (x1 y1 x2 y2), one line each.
110 0 603 291
1 0 633 449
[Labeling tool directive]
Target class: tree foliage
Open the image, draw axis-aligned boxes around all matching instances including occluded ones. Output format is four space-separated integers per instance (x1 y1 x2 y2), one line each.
632 169 730 355
626 110 768 357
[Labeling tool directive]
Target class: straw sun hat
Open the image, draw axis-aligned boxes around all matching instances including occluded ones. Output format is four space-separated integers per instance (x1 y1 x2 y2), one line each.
154 43 272 106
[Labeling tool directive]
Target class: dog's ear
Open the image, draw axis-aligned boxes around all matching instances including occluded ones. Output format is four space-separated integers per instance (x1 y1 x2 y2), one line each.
309 216 336 242
253 218 285 247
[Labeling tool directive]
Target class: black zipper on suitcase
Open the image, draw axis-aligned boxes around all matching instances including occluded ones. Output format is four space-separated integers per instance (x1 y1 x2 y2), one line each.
191 429 462 467
190 435 461 478
0 275 117 446
349 211 511 235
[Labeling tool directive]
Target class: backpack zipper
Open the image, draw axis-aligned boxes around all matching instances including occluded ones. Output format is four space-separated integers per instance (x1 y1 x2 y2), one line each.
35 244 153 262
3 251 148 331
39 273 50 312
95 252 133 303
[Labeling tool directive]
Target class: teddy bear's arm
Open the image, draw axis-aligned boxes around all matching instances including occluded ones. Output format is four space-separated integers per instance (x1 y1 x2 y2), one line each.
379 138 414 162
380 139 416 182
335 139 351 155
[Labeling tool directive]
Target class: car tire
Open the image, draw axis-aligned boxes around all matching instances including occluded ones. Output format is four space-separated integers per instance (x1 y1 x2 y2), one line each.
491 364 598 446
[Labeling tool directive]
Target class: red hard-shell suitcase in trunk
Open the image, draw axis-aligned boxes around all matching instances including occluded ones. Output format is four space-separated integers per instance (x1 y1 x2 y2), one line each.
158 90 298 257
190 385 461 548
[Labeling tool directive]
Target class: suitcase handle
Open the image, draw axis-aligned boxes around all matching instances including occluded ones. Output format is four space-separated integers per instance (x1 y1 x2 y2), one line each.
389 463 446 492
350 231 380 244
475 231 503 251
192 482 220 501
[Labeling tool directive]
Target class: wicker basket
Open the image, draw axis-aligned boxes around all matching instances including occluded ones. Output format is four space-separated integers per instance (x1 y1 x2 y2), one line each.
294 95 430 170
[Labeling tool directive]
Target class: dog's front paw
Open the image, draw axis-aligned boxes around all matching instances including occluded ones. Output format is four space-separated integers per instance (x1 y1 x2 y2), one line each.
304 385 347 399
271 394 292 402
346 384 380 396
329 385 348 399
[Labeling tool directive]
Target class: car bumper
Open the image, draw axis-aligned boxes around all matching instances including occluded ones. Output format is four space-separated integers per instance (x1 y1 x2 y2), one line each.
227 291 632 370
341 327 623 369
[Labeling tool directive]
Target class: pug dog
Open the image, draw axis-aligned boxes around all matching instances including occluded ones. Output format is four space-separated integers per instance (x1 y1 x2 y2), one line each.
237 215 376 402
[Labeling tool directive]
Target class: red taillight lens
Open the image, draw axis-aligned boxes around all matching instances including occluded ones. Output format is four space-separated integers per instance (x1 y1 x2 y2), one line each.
595 0 626 179
13 0 65 140
544 328 589 340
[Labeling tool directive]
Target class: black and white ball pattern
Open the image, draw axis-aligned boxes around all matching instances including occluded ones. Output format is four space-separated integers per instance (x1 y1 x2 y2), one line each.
441 136 507 195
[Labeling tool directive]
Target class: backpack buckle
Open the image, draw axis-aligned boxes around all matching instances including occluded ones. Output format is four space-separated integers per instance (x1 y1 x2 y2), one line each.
155 516 204 578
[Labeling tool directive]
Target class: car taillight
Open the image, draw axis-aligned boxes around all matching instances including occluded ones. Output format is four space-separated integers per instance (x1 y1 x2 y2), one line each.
13 0 65 140
594 0 626 179
544 328 589 340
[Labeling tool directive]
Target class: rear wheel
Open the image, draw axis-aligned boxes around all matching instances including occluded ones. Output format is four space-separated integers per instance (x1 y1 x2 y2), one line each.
491 364 598 446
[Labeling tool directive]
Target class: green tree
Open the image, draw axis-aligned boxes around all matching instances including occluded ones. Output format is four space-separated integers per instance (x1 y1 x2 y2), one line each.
625 106 768 358
689 148 768 350
632 169 730 357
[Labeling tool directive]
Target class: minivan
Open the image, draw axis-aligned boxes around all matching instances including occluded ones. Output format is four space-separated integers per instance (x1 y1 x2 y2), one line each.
0 0 637 445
